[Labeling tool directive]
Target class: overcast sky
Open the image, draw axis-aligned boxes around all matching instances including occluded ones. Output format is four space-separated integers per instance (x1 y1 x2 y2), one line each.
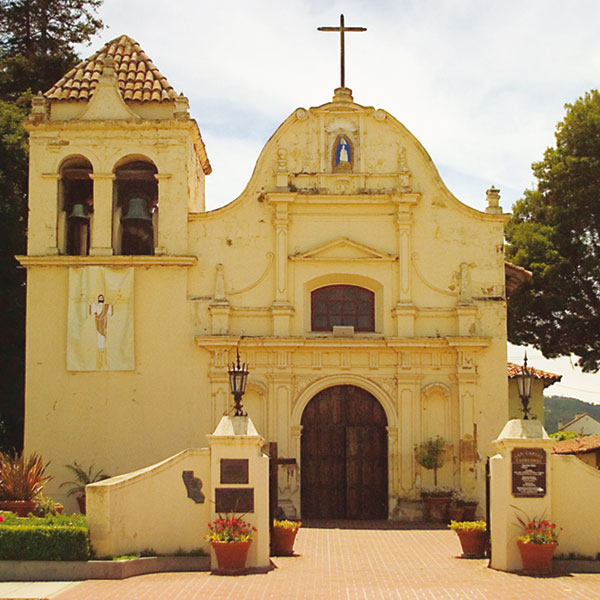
77 0 600 405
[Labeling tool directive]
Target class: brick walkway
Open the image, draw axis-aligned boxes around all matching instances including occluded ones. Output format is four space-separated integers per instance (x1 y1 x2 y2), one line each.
52 521 600 600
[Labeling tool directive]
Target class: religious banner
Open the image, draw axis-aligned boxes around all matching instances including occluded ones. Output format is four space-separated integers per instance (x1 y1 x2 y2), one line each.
67 267 134 371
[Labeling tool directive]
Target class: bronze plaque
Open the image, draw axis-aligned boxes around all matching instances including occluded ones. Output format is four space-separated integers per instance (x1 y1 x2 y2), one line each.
512 447 546 497
220 459 249 484
215 488 254 513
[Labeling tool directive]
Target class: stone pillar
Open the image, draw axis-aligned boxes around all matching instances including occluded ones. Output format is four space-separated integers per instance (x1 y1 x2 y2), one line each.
207 416 270 570
391 193 419 336
154 173 173 255
90 173 115 256
398 378 420 494
269 194 295 336
489 419 554 572
28 173 60 255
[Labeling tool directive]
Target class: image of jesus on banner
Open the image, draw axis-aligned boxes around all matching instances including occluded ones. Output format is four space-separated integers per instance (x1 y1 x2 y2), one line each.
89 294 113 368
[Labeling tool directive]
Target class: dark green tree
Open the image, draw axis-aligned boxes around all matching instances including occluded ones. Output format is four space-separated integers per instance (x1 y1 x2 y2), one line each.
0 98 28 451
0 0 103 451
506 90 600 372
0 0 103 101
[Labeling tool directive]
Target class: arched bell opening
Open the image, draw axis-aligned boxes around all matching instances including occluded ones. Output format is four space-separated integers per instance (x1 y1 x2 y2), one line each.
300 385 388 519
113 159 158 255
58 157 93 256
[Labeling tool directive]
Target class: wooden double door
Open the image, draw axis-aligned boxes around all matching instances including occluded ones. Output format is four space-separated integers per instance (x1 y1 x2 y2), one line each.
300 385 388 519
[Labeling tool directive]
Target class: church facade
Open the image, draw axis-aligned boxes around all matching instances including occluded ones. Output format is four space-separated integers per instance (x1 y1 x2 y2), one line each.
21 35 512 518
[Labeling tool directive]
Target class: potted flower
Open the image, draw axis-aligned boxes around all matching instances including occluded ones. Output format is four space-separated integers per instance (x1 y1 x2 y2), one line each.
0 452 51 517
448 491 465 522
458 497 478 520
449 520 487 558
420 487 454 522
271 519 301 556
415 437 451 521
60 461 110 514
206 513 256 574
515 513 559 575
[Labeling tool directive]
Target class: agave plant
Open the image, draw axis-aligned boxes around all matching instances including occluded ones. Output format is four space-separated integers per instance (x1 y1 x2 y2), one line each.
0 452 52 501
60 461 110 497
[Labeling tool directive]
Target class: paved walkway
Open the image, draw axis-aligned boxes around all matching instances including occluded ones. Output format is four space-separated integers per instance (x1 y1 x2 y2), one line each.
2 522 600 599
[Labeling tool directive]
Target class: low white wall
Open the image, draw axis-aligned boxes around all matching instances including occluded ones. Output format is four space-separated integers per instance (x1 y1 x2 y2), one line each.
552 454 600 557
87 448 211 558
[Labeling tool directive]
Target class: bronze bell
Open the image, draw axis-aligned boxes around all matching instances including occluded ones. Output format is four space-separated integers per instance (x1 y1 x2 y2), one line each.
67 203 89 221
122 197 152 222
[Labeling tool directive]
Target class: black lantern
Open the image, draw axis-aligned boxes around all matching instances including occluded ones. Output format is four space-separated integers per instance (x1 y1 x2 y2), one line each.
516 353 534 420
228 348 249 417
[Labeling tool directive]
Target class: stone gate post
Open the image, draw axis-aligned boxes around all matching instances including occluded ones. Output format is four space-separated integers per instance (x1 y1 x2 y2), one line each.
489 419 554 572
207 415 270 570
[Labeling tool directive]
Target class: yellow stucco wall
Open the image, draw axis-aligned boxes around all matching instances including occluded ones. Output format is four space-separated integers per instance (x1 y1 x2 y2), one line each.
22 79 509 515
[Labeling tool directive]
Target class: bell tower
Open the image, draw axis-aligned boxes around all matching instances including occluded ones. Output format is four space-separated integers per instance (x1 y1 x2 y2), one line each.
26 35 211 258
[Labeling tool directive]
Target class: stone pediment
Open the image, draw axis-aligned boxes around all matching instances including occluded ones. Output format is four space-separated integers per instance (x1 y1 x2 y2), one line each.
290 237 396 262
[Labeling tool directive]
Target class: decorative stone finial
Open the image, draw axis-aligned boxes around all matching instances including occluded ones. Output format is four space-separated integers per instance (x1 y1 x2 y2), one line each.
174 94 190 120
277 148 288 173
29 91 47 123
275 148 289 188
485 186 502 214
398 147 411 191
214 263 227 303
101 56 116 78
332 87 353 103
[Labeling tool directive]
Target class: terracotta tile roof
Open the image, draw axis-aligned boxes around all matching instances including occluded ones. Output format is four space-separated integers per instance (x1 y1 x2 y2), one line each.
45 35 178 103
505 261 532 297
553 434 600 454
507 362 562 382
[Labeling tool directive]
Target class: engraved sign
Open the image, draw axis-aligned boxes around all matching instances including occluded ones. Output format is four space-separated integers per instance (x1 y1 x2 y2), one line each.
215 488 254 513
512 448 546 497
220 459 249 484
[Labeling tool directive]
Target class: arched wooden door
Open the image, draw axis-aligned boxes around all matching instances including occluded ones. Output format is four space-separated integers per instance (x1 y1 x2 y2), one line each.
300 385 388 519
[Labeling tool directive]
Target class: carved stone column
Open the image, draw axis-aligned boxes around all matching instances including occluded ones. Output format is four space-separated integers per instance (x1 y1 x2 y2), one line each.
89 173 115 256
398 377 422 494
387 426 400 510
34 173 61 255
457 356 479 494
209 264 230 334
391 193 420 336
266 372 293 457
154 173 173 255
268 194 295 336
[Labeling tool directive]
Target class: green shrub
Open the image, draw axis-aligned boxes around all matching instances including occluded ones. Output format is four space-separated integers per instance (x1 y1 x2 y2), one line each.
0 512 86 527
0 525 91 560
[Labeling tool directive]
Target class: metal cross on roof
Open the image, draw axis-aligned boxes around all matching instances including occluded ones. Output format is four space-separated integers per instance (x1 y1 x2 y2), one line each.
318 14 366 89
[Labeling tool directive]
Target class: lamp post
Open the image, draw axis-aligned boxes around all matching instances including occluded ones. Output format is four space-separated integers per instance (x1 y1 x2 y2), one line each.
516 353 534 420
228 348 249 417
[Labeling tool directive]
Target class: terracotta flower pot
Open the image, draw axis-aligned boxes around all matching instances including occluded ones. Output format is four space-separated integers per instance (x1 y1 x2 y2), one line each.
448 507 464 522
422 496 452 521
455 529 487 558
76 494 86 514
271 526 299 556
211 540 251 574
461 504 478 520
517 540 557 576
0 500 37 517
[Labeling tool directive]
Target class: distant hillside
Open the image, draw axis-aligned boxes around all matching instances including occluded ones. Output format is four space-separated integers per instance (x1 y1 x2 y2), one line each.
544 395 600 433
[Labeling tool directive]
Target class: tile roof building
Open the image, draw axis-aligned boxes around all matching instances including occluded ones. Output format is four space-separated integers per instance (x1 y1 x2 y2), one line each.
46 35 178 103
22 33 525 521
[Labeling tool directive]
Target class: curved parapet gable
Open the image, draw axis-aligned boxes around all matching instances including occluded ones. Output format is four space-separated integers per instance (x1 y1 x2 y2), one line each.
202 87 506 224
